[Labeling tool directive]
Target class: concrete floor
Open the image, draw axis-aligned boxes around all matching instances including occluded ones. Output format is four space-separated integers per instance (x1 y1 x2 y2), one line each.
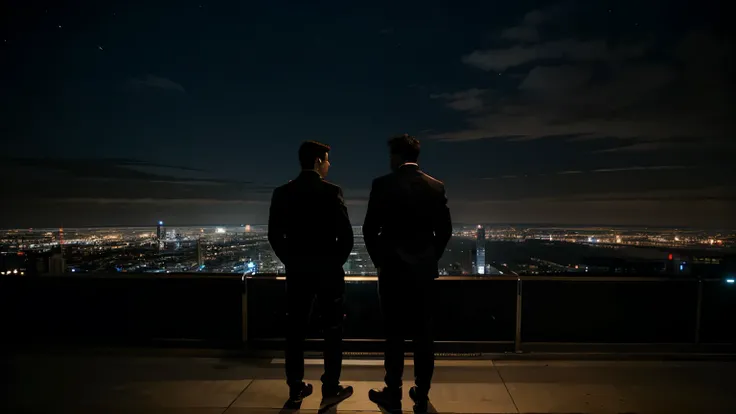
3 353 736 413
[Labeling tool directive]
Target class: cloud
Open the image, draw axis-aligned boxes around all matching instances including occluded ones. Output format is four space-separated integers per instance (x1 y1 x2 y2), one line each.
6 157 254 186
430 88 486 112
431 7 734 149
53 198 270 205
463 39 650 72
500 6 569 42
482 165 691 180
129 74 186 93
592 165 688 173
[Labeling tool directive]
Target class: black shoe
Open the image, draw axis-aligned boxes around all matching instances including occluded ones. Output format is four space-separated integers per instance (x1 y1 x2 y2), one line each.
368 387 402 413
409 386 429 412
289 382 313 403
321 384 354 409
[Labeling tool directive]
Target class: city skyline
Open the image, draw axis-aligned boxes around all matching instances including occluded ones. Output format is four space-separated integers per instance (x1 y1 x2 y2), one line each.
2 1 734 228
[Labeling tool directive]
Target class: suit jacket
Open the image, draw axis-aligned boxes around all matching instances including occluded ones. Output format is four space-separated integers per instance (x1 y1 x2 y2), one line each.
268 171 354 279
362 164 452 278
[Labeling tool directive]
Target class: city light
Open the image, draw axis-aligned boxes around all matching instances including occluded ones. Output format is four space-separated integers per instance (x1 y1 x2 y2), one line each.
158 221 163 225
215 227 226 234
726 279 735 284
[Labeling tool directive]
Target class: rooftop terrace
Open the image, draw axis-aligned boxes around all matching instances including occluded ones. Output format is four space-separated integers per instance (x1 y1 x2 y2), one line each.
2 273 735 413
5 351 736 413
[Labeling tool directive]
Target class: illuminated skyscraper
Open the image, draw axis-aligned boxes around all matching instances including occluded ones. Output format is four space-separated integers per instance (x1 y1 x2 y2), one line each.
197 238 204 269
156 221 164 251
476 225 486 275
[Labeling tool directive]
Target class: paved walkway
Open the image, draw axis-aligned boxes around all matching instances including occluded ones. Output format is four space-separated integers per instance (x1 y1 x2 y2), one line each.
4 353 736 413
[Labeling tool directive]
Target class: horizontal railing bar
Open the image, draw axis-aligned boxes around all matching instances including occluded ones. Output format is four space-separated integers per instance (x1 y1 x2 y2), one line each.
11 272 724 283
247 275 719 283
249 338 515 344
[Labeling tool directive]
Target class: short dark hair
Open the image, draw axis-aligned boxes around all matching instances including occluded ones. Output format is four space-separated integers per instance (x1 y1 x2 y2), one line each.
298 140 330 169
387 134 420 162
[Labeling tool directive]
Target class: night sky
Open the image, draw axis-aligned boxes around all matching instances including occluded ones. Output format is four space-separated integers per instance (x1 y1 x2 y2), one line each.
1 0 734 228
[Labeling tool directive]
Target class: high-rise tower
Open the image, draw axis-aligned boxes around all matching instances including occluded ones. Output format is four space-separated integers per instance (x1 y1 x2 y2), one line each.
476 225 486 275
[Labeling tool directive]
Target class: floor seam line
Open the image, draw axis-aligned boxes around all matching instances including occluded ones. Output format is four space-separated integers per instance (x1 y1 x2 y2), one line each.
495 368 520 414
222 378 255 414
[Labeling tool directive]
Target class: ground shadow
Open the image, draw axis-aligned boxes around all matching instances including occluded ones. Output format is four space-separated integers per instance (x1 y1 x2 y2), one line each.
318 403 338 414
375 402 403 414
280 399 303 414
419 401 438 414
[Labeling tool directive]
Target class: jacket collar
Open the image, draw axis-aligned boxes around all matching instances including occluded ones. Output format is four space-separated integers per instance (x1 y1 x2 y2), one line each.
297 170 322 180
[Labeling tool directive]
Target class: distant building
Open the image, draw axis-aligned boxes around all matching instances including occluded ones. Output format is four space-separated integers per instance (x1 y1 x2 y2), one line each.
476 225 486 275
197 238 204 269
49 253 66 274
156 221 164 251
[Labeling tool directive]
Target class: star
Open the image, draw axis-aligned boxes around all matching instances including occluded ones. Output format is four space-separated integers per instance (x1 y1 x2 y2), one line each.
98 45 104 51
58 25 62 29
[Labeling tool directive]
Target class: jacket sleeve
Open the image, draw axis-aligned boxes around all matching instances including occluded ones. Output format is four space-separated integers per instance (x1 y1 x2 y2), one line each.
362 178 384 268
267 188 289 266
432 185 452 261
335 187 354 265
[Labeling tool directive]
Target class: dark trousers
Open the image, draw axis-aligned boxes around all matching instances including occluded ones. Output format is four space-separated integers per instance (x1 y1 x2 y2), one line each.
285 275 344 390
378 272 435 392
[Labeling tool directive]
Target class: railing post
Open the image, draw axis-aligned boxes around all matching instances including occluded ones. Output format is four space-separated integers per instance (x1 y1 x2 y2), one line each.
241 276 248 343
515 278 523 353
694 278 703 345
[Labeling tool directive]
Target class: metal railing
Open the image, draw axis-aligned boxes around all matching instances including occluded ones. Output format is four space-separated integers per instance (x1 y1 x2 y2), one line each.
244 274 735 351
0 272 733 351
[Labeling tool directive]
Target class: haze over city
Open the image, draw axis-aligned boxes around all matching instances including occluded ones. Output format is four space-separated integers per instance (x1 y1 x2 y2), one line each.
1 0 734 228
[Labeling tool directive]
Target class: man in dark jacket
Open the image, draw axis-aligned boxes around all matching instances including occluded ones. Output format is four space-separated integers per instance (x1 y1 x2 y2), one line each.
363 134 452 412
268 140 354 407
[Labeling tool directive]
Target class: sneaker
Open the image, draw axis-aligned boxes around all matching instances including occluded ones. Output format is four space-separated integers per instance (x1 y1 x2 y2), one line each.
409 386 429 412
320 384 354 409
368 387 402 413
289 382 313 403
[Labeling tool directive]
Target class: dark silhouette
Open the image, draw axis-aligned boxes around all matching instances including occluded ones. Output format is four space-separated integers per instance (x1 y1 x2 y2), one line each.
363 134 452 412
268 140 354 405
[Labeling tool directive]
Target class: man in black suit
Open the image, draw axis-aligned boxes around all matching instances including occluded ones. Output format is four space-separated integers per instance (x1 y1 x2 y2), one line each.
268 141 354 406
363 134 452 412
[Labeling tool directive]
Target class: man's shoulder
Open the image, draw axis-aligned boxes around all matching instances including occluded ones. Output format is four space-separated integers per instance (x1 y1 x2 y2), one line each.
320 179 343 194
372 173 393 186
273 181 291 194
419 170 445 187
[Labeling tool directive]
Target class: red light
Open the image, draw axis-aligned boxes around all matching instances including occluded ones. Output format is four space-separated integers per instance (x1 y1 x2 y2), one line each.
668 254 673 260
